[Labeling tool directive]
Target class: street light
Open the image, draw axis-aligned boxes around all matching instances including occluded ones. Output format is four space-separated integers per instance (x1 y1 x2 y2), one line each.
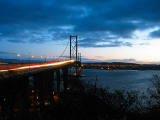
17 53 20 57
31 56 34 63
17 53 21 63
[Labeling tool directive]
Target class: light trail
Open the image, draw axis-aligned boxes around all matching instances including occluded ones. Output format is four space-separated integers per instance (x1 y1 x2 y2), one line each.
0 70 9 72
0 60 74 73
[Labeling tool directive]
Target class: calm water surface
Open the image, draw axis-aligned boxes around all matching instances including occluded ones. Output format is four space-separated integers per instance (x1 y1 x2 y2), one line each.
81 69 160 92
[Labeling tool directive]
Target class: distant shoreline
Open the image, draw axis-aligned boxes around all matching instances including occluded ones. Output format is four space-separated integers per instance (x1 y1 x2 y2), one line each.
82 63 160 70
83 68 160 70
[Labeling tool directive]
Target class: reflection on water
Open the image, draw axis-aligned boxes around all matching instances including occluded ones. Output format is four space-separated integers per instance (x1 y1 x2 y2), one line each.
81 69 160 92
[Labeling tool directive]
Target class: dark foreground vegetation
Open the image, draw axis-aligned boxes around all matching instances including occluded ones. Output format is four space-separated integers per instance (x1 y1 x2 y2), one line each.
1 75 160 120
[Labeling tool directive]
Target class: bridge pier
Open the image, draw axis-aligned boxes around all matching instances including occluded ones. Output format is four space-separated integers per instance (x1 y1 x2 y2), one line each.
34 72 44 107
43 70 54 104
50 71 55 104
56 69 61 92
62 67 69 90
18 76 30 117
33 70 54 107
21 76 30 111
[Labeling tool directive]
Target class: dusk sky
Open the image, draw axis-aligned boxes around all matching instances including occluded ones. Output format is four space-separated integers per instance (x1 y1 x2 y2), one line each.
1 0 160 63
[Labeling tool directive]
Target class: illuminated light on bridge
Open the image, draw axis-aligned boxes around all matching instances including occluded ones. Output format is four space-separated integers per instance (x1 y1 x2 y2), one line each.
0 60 75 72
32 90 35 93
67 87 70 90
53 96 58 102
37 102 40 105
44 101 50 106
53 91 55 95
36 96 39 100
17 53 21 57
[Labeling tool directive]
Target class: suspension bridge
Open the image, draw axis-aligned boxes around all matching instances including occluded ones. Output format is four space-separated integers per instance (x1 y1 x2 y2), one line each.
0 35 81 74
0 35 82 109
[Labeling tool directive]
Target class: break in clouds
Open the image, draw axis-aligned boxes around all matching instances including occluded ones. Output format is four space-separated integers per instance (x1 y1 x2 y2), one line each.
0 0 160 47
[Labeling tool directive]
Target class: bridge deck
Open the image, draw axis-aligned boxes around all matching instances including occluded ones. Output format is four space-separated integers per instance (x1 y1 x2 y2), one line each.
0 60 74 72
0 60 75 79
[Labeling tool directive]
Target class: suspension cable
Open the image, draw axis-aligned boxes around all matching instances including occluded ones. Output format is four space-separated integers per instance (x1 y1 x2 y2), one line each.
58 39 70 60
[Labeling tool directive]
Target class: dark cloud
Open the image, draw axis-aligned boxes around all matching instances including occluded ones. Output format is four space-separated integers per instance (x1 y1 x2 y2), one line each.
150 29 160 38
79 38 132 48
0 0 160 47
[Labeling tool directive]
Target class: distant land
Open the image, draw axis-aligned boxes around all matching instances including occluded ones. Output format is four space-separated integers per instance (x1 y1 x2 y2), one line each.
82 62 160 70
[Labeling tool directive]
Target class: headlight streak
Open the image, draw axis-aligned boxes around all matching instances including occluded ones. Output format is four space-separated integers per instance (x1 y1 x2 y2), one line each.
0 60 74 73
0 70 9 72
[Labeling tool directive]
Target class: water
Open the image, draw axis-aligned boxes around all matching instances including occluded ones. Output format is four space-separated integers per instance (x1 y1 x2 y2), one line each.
81 69 160 92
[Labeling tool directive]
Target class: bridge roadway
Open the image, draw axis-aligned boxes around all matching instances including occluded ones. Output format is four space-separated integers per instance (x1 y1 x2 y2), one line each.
0 60 75 74
0 59 77 92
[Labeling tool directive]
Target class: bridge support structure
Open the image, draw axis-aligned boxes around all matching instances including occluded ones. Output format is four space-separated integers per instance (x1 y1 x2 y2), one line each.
33 70 54 107
56 69 61 92
62 67 69 90
70 35 82 76
32 67 70 105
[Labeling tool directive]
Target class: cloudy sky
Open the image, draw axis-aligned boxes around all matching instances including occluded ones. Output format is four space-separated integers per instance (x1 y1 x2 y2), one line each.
0 0 160 63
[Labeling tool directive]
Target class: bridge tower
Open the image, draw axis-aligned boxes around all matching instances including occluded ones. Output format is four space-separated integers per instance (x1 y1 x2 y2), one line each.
70 35 78 61
69 35 81 77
